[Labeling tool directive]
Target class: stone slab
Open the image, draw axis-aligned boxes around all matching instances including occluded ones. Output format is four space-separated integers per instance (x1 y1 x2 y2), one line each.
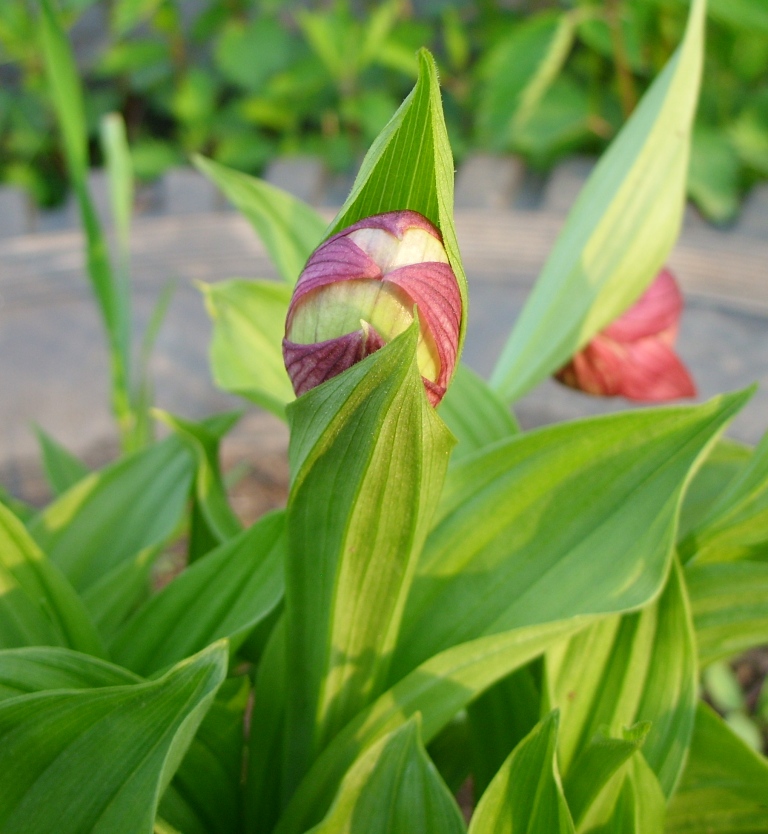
455 154 525 210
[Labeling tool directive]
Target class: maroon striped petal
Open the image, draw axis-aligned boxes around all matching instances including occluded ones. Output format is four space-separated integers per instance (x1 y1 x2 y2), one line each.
385 262 461 390
283 323 386 397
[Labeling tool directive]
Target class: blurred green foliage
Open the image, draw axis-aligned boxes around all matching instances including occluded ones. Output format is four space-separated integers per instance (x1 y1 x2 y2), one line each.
1 0 767 222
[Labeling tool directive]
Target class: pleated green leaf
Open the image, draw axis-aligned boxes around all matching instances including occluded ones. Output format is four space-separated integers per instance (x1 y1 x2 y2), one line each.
79 545 162 640
394 391 747 677
201 278 295 418
307 717 466 834
582 753 666 834
274 619 590 834
437 364 519 463
665 702 768 833
679 430 768 563
156 410 242 559
326 48 469 352
33 425 89 496
466 664 542 796
0 503 104 657
194 155 327 285
159 678 250 834
490 0 706 402
0 647 140 701
468 711 575 834
28 435 194 592
275 393 746 834
110 511 285 676
677 439 751 541
687 561 768 665
547 560 697 798
563 723 650 828
283 323 454 789
0 642 227 834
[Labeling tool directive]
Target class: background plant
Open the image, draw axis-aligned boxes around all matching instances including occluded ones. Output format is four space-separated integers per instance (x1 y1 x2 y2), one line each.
1 0 768 831
1 0 767 221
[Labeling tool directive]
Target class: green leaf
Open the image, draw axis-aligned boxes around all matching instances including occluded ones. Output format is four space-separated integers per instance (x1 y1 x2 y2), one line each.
79 545 162 640
39 0 132 440
437 364 519 463
466 664 542 796
686 561 768 665
160 678 249 834
677 439 751 541
307 717 466 834
688 126 741 224
393 392 747 677
477 12 578 150
490 0 706 402
201 279 295 418
680 429 768 563
563 723 650 828
283 323 454 789
110 511 285 676
665 702 768 833
274 619 590 834
0 503 104 657
708 0 768 34
0 487 35 525
0 646 139 701
194 155 326 285
244 619 287 834
28 435 194 592
0 642 227 834
427 711 472 794
33 425 89 496
584 753 667 834
326 49 469 354
468 711 575 834
156 410 242 558
547 560 697 798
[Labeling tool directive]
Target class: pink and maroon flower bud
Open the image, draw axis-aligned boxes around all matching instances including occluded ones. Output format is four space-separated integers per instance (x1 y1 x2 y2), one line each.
283 210 462 406
555 268 697 402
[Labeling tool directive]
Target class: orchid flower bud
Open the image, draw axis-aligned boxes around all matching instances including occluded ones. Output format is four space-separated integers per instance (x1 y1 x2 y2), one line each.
283 210 462 406
555 268 696 402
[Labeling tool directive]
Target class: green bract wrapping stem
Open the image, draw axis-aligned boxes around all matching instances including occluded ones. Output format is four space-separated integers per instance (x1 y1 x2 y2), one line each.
282 210 462 406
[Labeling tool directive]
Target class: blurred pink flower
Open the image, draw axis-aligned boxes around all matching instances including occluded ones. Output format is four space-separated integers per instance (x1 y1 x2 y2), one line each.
283 210 461 406
555 268 696 402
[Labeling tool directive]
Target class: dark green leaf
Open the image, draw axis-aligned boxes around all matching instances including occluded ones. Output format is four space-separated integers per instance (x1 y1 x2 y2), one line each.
33 425 89 496
306 717 466 834
468 711 574 834
28 435 194 591
111 511 285 676
0 646 139 701
0 503 104 657
0 642 227 834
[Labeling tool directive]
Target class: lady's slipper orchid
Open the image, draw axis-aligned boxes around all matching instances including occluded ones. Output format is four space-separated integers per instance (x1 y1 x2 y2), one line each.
555 268 696 402
283 210 461 406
